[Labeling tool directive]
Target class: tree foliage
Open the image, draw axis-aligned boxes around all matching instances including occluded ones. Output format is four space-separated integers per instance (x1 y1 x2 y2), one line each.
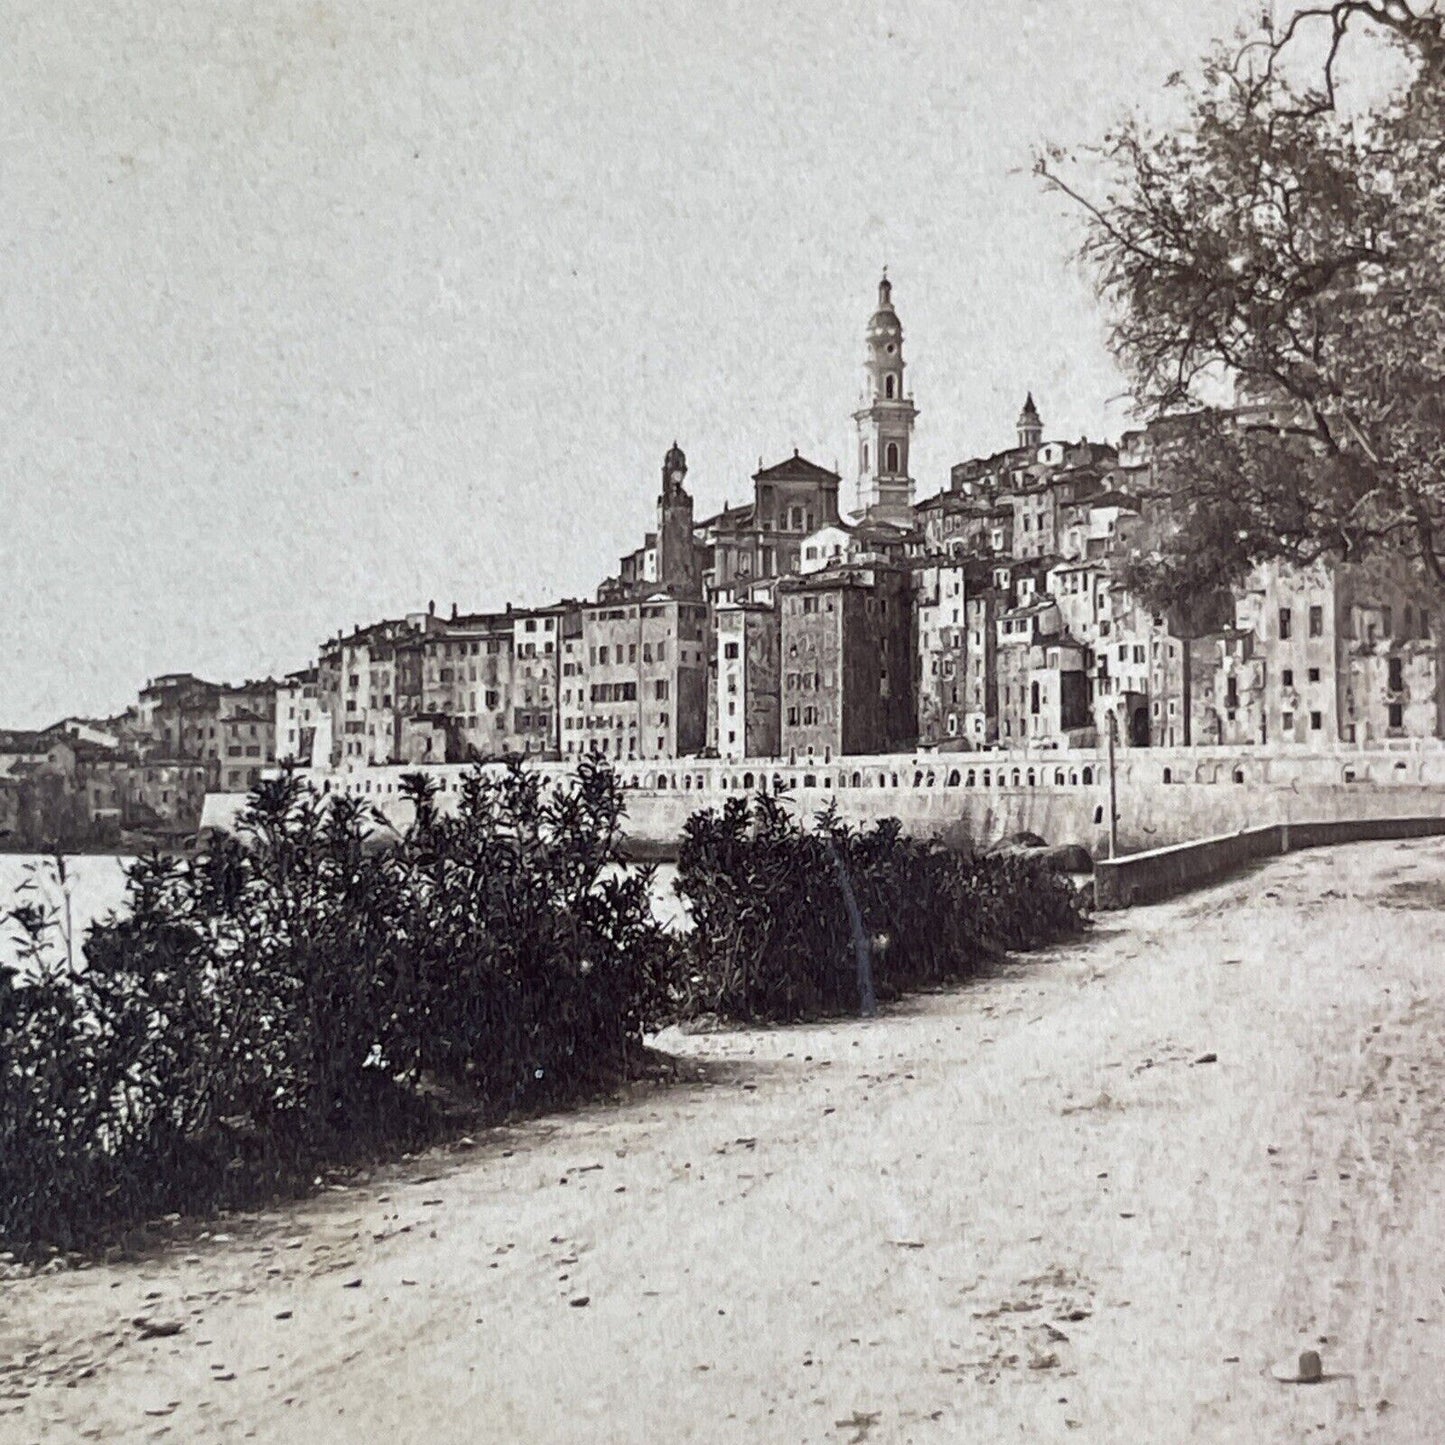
1039 2 1445 605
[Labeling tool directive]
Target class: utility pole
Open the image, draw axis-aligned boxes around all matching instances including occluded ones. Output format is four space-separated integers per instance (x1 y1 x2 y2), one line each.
1107 709 1119 860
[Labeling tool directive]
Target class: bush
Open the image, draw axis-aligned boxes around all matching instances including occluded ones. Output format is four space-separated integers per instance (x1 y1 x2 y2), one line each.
673 794 1087 1023
0 759 674 1253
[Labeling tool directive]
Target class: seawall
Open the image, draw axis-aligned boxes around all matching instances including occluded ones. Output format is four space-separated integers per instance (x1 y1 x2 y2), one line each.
198 744 1445 860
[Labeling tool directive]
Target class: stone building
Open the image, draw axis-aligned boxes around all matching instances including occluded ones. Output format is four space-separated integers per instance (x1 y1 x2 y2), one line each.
715 601 780 760
963 583 1002 746
218 705 275 792
319 615 435 766
799 517 919 576
1224 557 1445 745
560 596 708 761
275 668 320 766
1187 629 1267 746
777 562 914 759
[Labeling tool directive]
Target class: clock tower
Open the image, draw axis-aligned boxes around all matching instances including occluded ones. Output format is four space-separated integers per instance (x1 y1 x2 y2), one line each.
656 441 702 597
853 272 918 523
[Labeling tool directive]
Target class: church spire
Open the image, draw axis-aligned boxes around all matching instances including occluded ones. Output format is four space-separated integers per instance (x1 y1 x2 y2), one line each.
1017 392 1042 450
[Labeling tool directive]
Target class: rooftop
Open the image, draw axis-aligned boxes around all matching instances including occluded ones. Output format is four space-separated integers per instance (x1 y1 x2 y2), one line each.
753 450 841 485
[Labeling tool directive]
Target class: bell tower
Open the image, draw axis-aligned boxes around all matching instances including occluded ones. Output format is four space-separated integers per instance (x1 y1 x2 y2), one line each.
1017 392 1042 450
656 441 701 597
853 271 918 523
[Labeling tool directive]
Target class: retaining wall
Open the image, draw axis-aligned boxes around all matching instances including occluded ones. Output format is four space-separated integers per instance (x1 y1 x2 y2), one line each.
1094 815 1445 910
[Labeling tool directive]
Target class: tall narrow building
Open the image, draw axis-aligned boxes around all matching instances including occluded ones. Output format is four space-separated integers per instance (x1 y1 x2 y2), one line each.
853 272 918 523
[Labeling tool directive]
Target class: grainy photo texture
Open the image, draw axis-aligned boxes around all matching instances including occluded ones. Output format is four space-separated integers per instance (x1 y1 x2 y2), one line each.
3 2 1445 1440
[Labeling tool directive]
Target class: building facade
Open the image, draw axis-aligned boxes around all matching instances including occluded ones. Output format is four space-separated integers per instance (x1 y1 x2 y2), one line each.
716 602 780 761
778 563 914 759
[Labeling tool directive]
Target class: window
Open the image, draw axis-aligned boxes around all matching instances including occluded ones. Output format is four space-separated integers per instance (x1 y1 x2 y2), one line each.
654 679 669 700
1310 711 1322 730
724 641 739 660
1389 702 1404 729
1282 711 1294 730
1308 667 1321 683
885 374 896 399
1282 668 1294 688
886 442 900 472
598 646 608 664
1309 605 1323 638
1389 657 1404 692
1383 606 1394 636
1279 607 1292 640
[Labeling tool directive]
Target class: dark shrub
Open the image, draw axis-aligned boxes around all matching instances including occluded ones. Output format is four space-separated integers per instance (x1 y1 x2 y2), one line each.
0 759 674 1253
674 795 1086 1023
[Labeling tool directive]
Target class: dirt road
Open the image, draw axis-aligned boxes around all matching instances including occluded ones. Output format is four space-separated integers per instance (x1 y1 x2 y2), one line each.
5 838 1445 1443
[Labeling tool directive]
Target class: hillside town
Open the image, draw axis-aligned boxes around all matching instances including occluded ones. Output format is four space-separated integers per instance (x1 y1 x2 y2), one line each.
5 274 1443 848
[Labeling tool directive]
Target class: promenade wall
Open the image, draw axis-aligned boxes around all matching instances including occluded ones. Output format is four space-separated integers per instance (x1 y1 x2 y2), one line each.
199 744 1445 861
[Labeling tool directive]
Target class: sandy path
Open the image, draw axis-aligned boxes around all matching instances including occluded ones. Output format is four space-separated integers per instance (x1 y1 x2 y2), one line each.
4 838 1445 1444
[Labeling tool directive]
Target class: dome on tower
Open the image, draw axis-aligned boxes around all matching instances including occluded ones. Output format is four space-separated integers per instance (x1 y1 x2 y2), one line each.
663 440 687 474
868 271 902 341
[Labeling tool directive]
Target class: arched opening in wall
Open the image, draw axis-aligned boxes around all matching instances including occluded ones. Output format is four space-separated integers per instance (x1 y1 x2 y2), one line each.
322 780 330 794
852 771 862 787
862 442 869 471
886 442 900 473
1232 768 1246 784
1082 767 1094 785
656 775 667 789
804 773 817 788
982 769 992 787
1054 769 1065 786
1026 768 1036 787
823 777 833 789
1129 707 1150 748
926 771 936 787
1093 805 1104 825
891 773 900 788
696 774 705 790
1011 768 1021 787
772 774 783 793
885 374 897 399
879 773 888 788
1162 767 1172 784
682 775 691 790
966 770 977 787
742 771 755 790
947 769 961 787
1393 761 1409 780
914 770 924 787
1342 766 1358 783
1069 771 1078 786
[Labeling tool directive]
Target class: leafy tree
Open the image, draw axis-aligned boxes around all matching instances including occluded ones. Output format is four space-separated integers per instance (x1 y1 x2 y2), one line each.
1039 2 1445 607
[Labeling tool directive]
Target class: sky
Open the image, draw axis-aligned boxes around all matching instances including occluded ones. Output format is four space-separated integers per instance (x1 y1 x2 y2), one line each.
2 0 1289 728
